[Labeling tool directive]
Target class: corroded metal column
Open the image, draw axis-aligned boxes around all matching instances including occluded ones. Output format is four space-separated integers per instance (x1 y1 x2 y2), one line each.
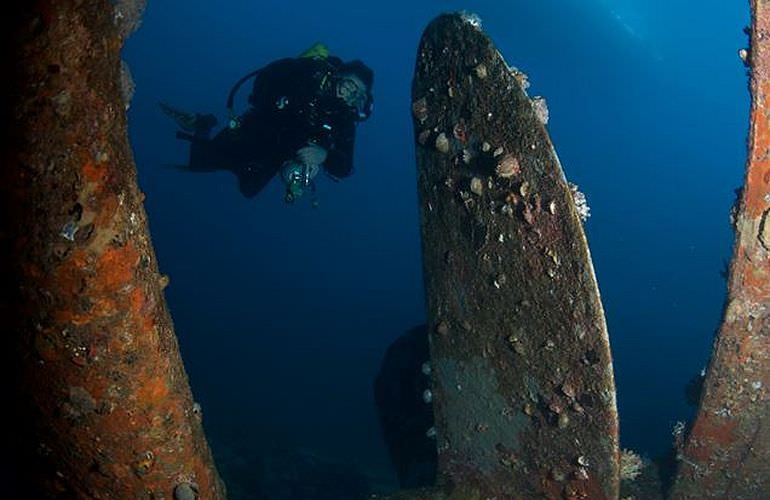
2 2 225 497
670 1 770 497
412 14 618 499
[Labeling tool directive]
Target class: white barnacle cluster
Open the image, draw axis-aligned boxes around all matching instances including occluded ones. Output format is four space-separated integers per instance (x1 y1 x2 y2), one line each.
508 65 531 91
532 96 549 125
619 449 645 481
568 182 591 222
738 48 749 65
459 11 482 30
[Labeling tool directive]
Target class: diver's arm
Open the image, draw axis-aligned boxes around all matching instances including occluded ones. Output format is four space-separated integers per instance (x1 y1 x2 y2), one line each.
322 121 356 179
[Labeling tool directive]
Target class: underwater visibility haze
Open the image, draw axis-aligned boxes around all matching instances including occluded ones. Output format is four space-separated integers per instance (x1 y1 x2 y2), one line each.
122 0 749 496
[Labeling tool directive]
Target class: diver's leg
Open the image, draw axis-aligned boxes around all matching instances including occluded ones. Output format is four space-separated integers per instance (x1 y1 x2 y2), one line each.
160 102 218 138
173 108 273 196
186 140 222 172
237 163 277 198
176 123 251 173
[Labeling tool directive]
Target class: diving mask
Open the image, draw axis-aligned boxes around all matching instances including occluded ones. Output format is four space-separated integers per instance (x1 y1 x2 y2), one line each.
336 74 367 118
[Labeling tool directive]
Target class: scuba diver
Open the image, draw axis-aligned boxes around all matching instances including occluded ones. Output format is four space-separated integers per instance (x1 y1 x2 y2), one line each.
160 43 374 203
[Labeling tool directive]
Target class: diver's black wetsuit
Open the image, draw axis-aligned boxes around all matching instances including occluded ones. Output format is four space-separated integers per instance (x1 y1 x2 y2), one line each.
180 56 373 198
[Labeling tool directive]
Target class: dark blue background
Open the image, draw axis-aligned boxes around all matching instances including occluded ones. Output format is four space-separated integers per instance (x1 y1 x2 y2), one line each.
123 0 749 490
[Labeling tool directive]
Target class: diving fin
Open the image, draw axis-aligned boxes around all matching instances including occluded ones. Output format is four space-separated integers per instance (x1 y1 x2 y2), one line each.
159 102 218 137
159 102 198 131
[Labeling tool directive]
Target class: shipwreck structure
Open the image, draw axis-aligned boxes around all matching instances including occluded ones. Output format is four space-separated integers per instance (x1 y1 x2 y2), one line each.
409 13 618 499
669 0 770 497
3 1 225 497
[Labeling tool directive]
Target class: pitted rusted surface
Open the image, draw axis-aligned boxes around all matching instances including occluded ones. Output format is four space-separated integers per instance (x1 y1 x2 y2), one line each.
412 14 618 499
670 1 770 497
2 2 225 497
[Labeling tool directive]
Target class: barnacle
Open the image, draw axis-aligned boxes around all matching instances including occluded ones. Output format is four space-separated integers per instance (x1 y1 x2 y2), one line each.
412 97 429 124
435 133 450 153
532 96 549 124
496 155 520 178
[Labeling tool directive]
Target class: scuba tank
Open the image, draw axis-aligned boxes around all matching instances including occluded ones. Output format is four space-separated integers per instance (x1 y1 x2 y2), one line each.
225 43 332 129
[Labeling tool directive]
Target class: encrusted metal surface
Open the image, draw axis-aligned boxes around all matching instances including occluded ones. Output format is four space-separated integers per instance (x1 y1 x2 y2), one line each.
413 14 619 499
670 1 770 497
2 2 225 497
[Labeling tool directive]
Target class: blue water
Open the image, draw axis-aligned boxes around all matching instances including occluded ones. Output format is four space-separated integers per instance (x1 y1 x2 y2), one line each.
123 0 749 494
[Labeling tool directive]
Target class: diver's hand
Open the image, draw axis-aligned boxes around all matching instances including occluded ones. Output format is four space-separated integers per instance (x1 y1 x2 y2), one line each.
296 144 327 167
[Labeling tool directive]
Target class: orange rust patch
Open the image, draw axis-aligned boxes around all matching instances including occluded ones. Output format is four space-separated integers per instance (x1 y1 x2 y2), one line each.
744 160 770 217
52 309 92 326
91 297 117 317
83 161 106 183
687 413 737 462
740 260 770 298
84 374 110 400
137 376 169 405
746 79 770 216
70 248 90 269
129 286 156 332
141 303 156 333
565 475 607 500
95 244 138 293
51 250 90 298
735 331 764 364
130 287 145 314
